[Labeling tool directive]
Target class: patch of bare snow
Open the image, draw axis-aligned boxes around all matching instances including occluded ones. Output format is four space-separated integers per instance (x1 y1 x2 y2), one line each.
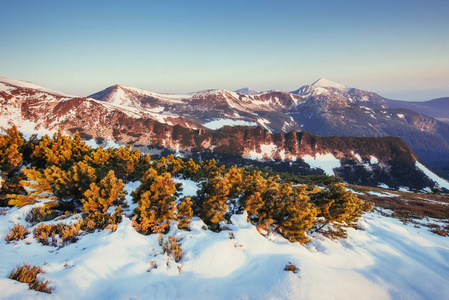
368 191 399 197
203 119 257 130
245 143 277 160
302 153 341 176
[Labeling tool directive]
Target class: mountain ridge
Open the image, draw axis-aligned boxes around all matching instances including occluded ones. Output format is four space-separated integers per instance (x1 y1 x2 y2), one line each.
1 75 449 189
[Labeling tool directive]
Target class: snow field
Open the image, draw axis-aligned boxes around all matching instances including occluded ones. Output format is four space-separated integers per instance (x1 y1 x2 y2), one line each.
1 177 449 299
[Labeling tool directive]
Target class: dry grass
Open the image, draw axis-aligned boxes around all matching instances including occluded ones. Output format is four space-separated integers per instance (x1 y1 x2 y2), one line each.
5 223 29 243
9 263 52 293
33 223 80 247
349 185 449 221
25 206 59 225
162 236 184 263
348 185 449 237
284 264 299 274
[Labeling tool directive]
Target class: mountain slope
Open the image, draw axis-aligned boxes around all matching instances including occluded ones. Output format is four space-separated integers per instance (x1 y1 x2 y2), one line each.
383 97 449 123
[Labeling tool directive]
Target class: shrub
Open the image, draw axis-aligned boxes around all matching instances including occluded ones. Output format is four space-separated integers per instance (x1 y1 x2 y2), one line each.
79 211 117 233
33 224 57 246
132 169 177 235
5 223 29 243
0 125 24 174
310 183 373 238
26 206 59 224
81 170 127 215
33 223 80 246
9 263 52 293
162 236 184 263
57 223 81 244
176 197 193 230
196 166 244 230
30 131 90 170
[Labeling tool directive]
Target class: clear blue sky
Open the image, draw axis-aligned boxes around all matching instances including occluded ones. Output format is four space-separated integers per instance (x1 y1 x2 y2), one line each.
1 0 448 100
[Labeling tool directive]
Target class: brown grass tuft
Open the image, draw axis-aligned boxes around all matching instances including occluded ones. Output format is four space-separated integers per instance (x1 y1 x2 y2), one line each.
5 223 29 243
9 263 52 293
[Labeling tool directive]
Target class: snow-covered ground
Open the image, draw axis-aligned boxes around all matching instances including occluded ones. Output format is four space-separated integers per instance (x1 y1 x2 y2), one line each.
1 180 449 299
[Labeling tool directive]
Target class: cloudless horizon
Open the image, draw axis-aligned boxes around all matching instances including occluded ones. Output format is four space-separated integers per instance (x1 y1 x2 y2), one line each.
2 0 448 101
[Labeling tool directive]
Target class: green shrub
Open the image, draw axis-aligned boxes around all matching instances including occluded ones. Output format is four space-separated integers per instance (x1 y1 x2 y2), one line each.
9 263 52 293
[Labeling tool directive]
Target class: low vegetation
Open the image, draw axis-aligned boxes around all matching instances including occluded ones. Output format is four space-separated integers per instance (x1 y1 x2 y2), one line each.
1 127 373 246
162 236 184 263
9 263 52 293
5 223 29 243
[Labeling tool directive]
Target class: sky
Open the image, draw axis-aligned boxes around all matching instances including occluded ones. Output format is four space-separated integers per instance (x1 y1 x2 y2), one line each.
1 0 448 100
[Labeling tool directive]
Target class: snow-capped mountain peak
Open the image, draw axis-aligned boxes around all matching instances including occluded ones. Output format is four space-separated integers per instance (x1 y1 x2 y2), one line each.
234 87 260 95
311 78 348 91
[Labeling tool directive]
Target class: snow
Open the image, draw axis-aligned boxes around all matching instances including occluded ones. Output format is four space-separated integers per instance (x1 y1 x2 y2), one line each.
370 156 379 164
203 119 257 130
368 191 399 197
378 183 390 189
2 205 449 299
172 178 199 199
416 161 449 190
302 153 341 176
397 114 405 119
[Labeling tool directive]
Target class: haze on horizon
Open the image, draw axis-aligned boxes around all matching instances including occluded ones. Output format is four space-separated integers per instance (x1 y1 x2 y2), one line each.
1 0 448 101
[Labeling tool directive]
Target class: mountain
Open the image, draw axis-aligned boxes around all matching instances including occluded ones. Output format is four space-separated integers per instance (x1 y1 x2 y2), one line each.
1 76 449 191
89 84 301 133
382 97 449 123
234 87 260 95
289 79 449 179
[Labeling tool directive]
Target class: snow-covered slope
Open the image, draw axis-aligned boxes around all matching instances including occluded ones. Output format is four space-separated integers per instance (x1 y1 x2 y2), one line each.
1 181 449 299
0 76 78 98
